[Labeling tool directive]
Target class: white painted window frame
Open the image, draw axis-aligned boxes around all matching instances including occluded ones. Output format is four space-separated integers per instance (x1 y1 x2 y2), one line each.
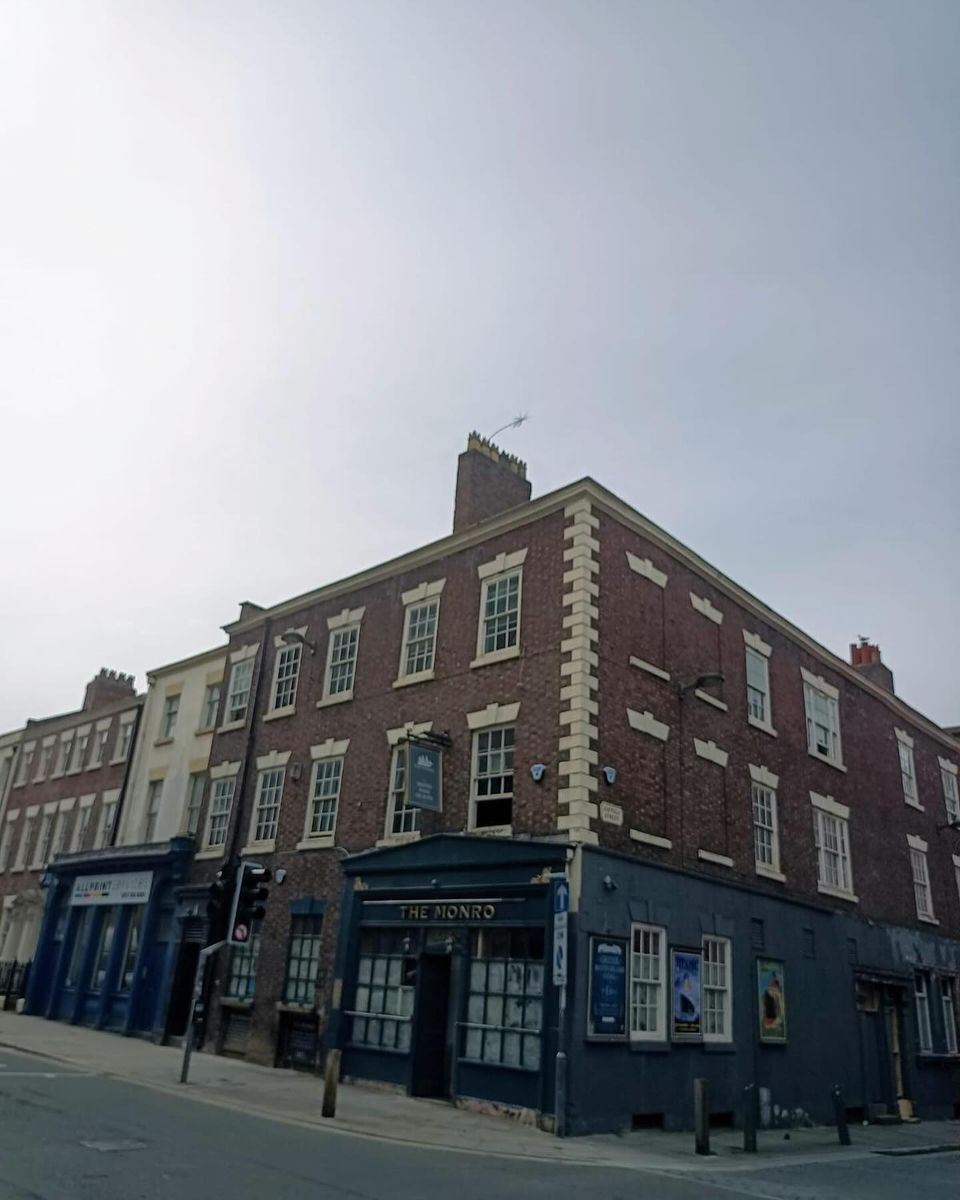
702 934 733 1043
629 923 667 1042
802 671 844 769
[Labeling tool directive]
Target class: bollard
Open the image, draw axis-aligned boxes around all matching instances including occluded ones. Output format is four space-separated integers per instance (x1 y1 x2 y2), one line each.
832 1084 851 1146
743 1083 757 1153
694 1077 710 1156
322 1048 341 1119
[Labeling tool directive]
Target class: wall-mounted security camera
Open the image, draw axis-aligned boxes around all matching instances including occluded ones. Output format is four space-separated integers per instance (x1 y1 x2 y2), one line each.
275 868 288 884
602 766 617 785
530 763 546 783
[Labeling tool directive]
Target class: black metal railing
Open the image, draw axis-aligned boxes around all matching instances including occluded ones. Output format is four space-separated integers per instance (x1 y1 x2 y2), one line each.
0 960 31 1008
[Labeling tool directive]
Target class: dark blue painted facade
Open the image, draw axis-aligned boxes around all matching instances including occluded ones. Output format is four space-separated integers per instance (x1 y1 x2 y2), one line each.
25 839 194 1040
328 835 960 1134
570 846 960 1133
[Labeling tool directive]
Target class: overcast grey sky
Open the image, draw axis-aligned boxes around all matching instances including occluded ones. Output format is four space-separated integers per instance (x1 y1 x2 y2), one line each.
1 1 957 731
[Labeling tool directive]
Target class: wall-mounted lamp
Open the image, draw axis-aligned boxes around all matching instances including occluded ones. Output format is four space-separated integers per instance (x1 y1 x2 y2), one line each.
530 763 546 782
281 629 317 655
602 874 618 892
679 671 725 698
601 766 617 786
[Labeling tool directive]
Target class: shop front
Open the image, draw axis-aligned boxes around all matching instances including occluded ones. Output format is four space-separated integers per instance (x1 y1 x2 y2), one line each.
330 835 569 1123
24 838 194 1038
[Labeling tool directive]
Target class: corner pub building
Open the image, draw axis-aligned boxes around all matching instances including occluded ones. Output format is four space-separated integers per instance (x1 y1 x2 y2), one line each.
186 435 959 1133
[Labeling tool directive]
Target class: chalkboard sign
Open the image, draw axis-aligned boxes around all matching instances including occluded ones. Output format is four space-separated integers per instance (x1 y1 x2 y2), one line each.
587 936 627 1038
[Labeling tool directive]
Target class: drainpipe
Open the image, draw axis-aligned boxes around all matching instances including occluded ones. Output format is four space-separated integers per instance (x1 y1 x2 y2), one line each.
225 617 272 864
109 699 145 848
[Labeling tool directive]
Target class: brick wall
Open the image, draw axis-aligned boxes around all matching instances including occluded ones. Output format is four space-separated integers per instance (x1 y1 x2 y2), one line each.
197 511 567 1062
595 508 960 939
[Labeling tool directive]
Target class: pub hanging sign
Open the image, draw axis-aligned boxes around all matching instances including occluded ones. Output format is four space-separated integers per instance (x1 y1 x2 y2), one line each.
405 742 443 812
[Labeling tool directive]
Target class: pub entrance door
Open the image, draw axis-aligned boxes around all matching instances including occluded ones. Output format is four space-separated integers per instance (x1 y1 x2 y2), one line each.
410 954 453 1098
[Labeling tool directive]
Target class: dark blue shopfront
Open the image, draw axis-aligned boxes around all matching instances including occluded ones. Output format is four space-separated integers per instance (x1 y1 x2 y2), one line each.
25 839 194 1038
330 835 569 1124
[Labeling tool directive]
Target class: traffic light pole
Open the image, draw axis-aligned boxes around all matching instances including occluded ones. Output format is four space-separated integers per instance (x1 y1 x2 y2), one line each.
179 940 226 1084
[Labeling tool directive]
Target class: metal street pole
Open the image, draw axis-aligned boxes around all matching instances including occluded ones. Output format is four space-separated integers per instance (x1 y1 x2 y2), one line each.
551 872 570 1138
180 941 224 1084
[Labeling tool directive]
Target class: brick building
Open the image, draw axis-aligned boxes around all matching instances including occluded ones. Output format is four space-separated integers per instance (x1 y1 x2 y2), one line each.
166 435 960 1131
20 652 228 1039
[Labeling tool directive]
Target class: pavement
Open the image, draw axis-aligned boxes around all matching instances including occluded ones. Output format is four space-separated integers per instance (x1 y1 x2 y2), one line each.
0 1011 956 1176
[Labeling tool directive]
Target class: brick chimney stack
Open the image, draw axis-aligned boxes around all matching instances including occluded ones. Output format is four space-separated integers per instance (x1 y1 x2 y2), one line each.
850 640 895 695
453 433 532 533
83 668 136 712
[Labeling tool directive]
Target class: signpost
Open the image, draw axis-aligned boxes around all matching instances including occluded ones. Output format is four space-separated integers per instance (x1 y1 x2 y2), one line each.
552 876 569 1137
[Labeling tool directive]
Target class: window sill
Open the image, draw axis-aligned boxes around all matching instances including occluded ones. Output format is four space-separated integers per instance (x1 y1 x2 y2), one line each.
748 716 778 738
220 997 254 1011
86 761 103 771
469 824 513 838
694 689 728 712
392 670 436 690
263 706 296 723
807 748 846 773
66 766 84 776
241 841 276 856
375 831 422 848
817 882 858 903
755 865 786 883
50 770 65 780
317 691 353 709
917 913 940 926
195 725 216 736
195 847 225 861
276 1002 316 1015
218 719 247 734
698 849 734 868
903 798 924 811
108 757 129 767
629 657 671 682
470 645 521 670
154 737 173 747
630 829 673 850
296 837 335 852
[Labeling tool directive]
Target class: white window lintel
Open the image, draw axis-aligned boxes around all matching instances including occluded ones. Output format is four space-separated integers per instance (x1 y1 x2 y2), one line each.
810 791 849 819
743 629 772 657
627 709 670 741
274 625 308 649
626 552 667 588
694 739 728 768
255 749 291 771
690 592 723 625
401 579 446 606
907 833 929 853
895 727 915 749
210 760 242 780
327 606 365 631
801 667 839 700
467 702 520 731
386 722 433 747
478 548 528 580
749 763 779 789
310 738 350 760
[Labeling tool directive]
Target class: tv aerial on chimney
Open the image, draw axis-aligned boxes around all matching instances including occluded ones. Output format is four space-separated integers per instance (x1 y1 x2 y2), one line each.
488 414 529 440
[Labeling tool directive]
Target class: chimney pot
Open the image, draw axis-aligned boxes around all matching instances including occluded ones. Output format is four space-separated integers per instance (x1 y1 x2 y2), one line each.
849 640 895 695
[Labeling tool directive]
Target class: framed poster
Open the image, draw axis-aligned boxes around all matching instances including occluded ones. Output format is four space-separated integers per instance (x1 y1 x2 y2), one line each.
671 949 702 1040
757 958 787 1043
587 936 627 1038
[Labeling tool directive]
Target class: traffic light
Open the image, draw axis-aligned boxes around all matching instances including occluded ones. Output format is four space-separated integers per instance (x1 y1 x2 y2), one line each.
206 859 237 942
228 861 271 946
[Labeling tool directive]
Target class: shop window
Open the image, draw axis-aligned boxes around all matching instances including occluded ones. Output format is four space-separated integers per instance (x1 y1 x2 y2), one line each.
350 929 416 1051
463 929 544 1070
225 935 261 1000
118 910 143 993
92 912 117 991
65 910 92 988
915 972 933 1053
942 978 959 1056
471 726 515 829
283 915 323 1005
